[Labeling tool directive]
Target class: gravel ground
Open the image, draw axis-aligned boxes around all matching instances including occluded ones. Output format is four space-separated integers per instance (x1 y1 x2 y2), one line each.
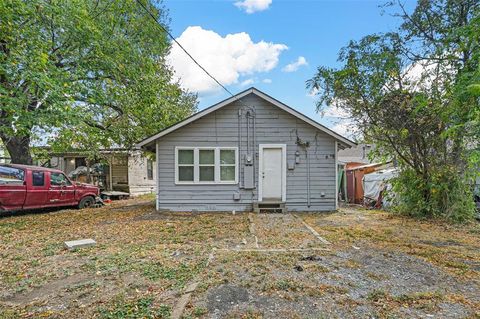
186 210 480 319
189 247 479 318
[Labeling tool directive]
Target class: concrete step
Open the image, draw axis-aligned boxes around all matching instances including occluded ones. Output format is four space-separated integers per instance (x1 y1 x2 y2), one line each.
253 201 286 213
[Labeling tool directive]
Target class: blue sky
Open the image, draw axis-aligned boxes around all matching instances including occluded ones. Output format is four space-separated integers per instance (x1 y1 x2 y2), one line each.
163 0 415 136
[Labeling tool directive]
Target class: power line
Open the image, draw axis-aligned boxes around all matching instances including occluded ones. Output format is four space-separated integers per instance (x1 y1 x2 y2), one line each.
135 0 235 97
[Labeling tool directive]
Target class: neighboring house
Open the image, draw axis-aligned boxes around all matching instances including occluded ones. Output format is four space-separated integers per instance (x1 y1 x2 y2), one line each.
0 145 9 164
337 144 375 203
137 87 355 212
338 143 374 167
338 143 396 204
49 149 156 196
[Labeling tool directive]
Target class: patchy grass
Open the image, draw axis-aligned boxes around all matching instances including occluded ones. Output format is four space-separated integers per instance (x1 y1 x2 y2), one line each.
133 193 156 202
301 208 480 279
0 202 248 318
97 296 171 319
367 289 445 316
1 202 479 318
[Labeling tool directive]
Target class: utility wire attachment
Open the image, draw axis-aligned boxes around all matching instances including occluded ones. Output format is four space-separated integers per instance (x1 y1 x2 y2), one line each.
135 0 235 97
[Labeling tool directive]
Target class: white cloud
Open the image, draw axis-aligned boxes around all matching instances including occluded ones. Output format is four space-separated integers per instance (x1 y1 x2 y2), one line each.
331 122 354 137
320 101 357 138
325 115 358 139
321 105 351 119
234 0 272 14
282 56 308 72
402 60 454 92
331 122 348 136
167 26 287 94
306 87 319 97
262 78 272 84
382 59 455 93
240 78 255 87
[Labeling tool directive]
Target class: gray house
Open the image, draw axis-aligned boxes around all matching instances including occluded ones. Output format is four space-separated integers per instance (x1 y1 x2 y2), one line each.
138 88 355 212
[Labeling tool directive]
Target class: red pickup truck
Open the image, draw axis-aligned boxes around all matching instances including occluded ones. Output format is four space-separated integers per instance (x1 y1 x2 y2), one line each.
0 164 100 212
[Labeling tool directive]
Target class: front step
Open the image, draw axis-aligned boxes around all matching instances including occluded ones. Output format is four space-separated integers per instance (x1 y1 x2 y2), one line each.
253 201 286 213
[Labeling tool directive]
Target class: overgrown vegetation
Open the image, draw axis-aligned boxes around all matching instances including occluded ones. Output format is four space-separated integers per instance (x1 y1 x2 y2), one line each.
308 0 480 221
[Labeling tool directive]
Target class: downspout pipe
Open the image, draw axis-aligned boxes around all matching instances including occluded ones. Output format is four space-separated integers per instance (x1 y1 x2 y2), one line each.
306 147 311 208
252 108 256 187
246 110 250 156
238 108 242 188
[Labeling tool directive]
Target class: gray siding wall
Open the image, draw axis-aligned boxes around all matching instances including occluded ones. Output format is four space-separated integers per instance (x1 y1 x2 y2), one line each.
157 93 337 212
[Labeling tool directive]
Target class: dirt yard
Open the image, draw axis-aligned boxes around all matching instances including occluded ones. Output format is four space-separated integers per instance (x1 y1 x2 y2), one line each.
1 200 479 319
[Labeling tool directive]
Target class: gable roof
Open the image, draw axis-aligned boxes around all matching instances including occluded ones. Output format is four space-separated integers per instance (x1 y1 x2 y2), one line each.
137 87 356 149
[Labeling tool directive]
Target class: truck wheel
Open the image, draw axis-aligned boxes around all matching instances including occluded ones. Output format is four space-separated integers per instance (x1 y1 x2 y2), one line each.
78 196 95 209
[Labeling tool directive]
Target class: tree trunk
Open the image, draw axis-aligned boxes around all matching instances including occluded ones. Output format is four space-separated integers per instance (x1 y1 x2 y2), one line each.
0 134 33 165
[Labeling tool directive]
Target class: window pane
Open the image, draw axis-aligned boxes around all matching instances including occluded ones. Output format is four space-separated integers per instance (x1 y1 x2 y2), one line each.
199 166 214 181
199 150 214 165
0 166 24 184
32 171 45 186
147 159 153 180
178 150 194 164
51 173 71 186
178 166 194 181
51 173 60 186
220 166 235 181
220 150 235 165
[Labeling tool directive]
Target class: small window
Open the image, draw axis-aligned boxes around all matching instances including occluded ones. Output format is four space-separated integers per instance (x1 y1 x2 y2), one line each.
199 149 215 182
220 150 236 182
32 171 45 186
75 157 86 168
147 159 154 180
178 149 194 182
50 172 72 186
175 147 237 184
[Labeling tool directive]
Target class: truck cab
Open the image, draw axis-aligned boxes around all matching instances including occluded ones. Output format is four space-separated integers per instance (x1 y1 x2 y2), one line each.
0 164 100 212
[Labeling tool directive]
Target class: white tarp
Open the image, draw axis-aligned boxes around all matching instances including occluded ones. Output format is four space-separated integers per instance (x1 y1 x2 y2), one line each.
363 168 398 207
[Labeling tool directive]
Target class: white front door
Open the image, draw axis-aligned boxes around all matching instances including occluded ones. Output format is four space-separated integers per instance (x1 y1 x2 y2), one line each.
260 146 284 201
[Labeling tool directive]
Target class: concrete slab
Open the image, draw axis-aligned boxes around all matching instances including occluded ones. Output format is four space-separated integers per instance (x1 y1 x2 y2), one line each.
171 282 199 319
64 238 96 251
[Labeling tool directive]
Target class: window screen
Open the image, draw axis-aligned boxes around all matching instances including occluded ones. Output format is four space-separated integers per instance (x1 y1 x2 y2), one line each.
199 149 215 182
32 171 45 186
178 149 194 182
220 150 236 182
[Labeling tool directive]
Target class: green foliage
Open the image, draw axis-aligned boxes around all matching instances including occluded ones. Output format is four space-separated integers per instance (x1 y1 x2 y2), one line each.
308 0 479 221
0 0 197 162
97 297 170 319
391 168 475 222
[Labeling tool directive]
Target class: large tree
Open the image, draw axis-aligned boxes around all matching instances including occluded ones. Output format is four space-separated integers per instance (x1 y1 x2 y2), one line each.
308 0 479 221
1 0 196 164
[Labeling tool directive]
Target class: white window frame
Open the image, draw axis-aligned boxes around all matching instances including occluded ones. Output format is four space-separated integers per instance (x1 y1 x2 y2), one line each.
175 147 238 185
